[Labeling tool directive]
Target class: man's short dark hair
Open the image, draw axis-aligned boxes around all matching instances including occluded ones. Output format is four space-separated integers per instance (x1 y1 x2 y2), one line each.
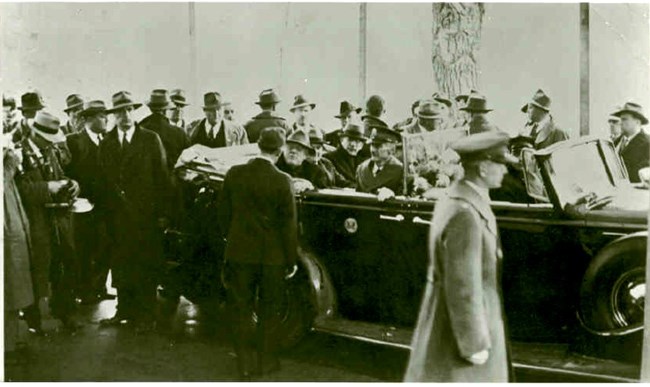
366 95 385 117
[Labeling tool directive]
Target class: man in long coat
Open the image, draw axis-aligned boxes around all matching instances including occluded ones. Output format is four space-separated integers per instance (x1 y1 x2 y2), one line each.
613 102 650 183
520 89 569 149
218 128 298 380
243 89 291 143
97 91 171 332
405 131 516 382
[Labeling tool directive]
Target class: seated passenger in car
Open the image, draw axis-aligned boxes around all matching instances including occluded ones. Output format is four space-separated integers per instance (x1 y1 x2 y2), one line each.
356 125 404 198
323 123 369 188
276 131 330 189
308 129 349 188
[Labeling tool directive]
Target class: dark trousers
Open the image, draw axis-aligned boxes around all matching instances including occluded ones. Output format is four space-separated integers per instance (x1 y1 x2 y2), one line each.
49 230 78 320
116 278 157 322
73 212 111 297
228 263 286 374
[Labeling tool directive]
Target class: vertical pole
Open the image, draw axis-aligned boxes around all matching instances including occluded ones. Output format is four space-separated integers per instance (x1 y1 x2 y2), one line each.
579 3 590 136
279 3 290 97
359 3 367 106
188 3 198 110
643 196 650 381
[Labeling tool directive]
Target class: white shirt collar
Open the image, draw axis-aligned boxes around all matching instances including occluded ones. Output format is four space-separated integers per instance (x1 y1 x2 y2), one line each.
205 119 221 135
118 126 135 144
85 128 102 145
465 180 491 202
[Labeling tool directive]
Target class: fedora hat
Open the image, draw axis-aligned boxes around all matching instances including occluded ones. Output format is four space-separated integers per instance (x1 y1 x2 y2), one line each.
286 130 315 154
30 111 65 143
455 89 479 103
612 102 648 125
169 89 190 107
258 127 286 151
255 89 281 106
431 92 452 108
368 125 401 145
202 92 223 110
417 100 440 119
106 91 142 113
3 95 16 109
18 91 46 111
63 94 85 113
340 123 367 141
79 100 108 117
146 89 175 110
290 95 316 112
335 101 362 118
521 89 551 113
460 94 493 113
451 130 518 165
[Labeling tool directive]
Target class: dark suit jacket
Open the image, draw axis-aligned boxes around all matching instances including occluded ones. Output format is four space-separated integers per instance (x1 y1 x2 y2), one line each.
189 118 248 148
244 111 291 143
139 113 190 169
276 154 330 189
65 130 103 204
362 115 390 137
323 146 367 187
97 125 171 285
356 156 404 194
529 118 569 150
620 130 650 183
217 157 298 266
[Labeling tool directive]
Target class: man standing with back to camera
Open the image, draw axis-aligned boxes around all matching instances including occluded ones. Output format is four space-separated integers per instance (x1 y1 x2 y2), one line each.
218 127 298 381
405 131 515 382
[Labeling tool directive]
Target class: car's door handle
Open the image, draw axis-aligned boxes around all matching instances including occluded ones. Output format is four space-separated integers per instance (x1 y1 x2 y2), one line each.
412 216 433 226
379 214 405 222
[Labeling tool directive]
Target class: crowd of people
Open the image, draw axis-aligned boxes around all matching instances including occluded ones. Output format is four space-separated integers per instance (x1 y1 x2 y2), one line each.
2 85 648 380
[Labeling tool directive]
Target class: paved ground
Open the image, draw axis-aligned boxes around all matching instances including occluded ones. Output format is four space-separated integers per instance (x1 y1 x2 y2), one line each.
5 296 407 382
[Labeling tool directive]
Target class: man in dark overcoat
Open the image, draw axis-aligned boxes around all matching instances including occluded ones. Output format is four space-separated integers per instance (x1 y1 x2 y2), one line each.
189 92 248 148
61 94 85 135
97 91 171 332
323 123 368 187
66 100 114 304
243 89 291 143
218 128 298 380
12 91 45 143
460 94 495 135
613 102 650 183
324 100 362 146
520 89 569 149
361 95 390 137
276 131 330 189
355 125 404 197
404 131 516 382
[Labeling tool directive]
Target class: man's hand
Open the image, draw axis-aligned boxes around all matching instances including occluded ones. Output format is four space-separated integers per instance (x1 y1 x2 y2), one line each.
66 179 81 199
377 187 396 202
292 178 314 194
465 350 489 365
47 180 69 195
285 264 298 280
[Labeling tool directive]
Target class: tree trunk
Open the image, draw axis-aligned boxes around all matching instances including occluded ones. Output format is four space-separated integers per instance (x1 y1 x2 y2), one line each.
431 3 484 100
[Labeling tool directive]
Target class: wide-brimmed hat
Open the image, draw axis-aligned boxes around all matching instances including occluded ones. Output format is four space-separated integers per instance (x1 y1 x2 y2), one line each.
460 94 493 113
3 95 16 109
290 95 316 112
258 127 286 151
64 94 85 113
106 91 143 113
30 111 65 143
368 125 401 145
146 89 175 110
612 102 648 125
79 100 108 117
431 92 452 108
335 101 362 118
202 92 223 110
607 114 621 123
255 89 281 106
451 131 518 165
455 89 479 103
286 130 315 154
417 100 440 119
521 89 551 113
170 89 190 107
340 123 367 141
18 91 46 111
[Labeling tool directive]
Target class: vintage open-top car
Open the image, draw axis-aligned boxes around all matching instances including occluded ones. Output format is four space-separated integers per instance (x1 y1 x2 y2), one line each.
171 133 647 382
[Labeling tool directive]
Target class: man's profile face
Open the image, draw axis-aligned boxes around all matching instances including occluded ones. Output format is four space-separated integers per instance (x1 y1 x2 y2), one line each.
204 108 222 126
370 142 393 164
527 104 546 123
341 136 364 156
284 143 307 167
608 120 621 138
3 106 12 125
293 106 312 125
620 114 640 136
114 106 134 130
22 109 38 119
167 106 183 123
86 113 108 134
223 106 235 121
68 108 83 128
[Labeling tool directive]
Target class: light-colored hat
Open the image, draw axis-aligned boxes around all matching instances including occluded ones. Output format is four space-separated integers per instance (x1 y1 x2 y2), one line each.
30 111 65 143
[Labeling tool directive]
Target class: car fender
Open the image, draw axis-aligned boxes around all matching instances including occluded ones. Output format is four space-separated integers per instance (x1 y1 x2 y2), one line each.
297 245 337 320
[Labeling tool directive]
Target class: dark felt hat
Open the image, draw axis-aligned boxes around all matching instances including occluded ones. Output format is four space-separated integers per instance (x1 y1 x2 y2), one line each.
3 95 16 109
417 100 440 119
170 89 190 107
368 125 401 145
257 127 286 151
64 94 85 113
455 89 479 103
286 130 315 154
340 123 367 140
335 100 362 118
79 100 108 117
431 92 452 108
290 95 316 112
460 94 493 113
18 91 46 111
521 89 551 113
106 91 143 113
612 102 648 125
202 92 223 110
451 131 518 165
146 89 175 110
255 89 281 106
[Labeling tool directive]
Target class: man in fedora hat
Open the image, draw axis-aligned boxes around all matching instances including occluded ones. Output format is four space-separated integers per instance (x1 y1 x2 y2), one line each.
217 127 298 380
188 92 248 148
61 94 85 135
454 89 479 130
607 112 623 147
520 89 569 150
17 110 82 333
324 100 362 146
612 102 650 183
324 123 369 188
405 131 515 382
289 94 324 138
244 89 291 143
431 92 455 130
309 128 347 187
3 95 19 134
66 100 115 304
393 99 421 132
140 89 190 170
167 89 191 134
13 91 46 142
356 125 404 199
403 100 443 134
97 90 171 332
362 95 390 137
460 93 495 135
276 131 330 189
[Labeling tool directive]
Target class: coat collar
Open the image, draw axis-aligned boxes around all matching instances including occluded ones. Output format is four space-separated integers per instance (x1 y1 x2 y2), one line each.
533 115 554 145
447 179 497 235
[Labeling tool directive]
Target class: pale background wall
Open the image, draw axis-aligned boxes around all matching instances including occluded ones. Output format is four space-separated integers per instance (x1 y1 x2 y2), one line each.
1 3 648 137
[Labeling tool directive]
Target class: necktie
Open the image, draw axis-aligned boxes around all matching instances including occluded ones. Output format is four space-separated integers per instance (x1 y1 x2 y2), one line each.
209 124 215 139
121 131 129 151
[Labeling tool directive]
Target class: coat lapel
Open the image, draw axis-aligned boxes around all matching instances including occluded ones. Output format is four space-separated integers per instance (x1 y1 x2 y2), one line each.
448 180 498 236
120 125 143 168
534 119 553 146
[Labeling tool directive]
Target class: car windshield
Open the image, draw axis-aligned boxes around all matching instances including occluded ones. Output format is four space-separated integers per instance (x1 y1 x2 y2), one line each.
546 142 615 205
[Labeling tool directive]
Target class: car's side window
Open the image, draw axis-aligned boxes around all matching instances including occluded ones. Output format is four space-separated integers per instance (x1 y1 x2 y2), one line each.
521 149 549 202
